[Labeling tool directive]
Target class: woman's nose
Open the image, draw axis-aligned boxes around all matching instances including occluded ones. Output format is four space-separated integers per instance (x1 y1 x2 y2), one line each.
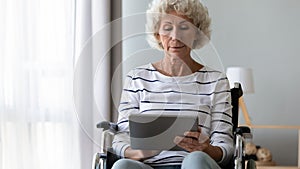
170 28 181 40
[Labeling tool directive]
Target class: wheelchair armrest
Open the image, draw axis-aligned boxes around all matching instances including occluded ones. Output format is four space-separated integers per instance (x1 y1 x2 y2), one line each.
97 121 118 132
235 126 252 140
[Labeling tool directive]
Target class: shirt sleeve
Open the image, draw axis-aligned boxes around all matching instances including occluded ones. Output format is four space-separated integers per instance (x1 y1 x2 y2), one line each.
112 70 140 157
210 73 234 166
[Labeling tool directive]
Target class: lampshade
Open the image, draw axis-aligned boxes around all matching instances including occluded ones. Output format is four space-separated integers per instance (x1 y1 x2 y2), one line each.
226 67 254 94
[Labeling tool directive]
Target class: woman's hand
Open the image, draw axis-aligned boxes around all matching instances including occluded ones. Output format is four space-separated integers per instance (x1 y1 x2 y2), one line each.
174 127 209 152
173 127 223 162
124 147 161 161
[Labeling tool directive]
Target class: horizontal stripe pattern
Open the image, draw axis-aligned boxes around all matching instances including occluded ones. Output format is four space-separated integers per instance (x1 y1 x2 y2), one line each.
127 75 228 85
113 64 234 166
123 88 230 96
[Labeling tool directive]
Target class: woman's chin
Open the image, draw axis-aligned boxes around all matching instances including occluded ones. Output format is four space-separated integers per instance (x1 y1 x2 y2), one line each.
166 47 190 57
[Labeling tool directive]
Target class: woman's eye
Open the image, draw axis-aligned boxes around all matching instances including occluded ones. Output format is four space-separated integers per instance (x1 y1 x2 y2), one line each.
179 24 189 30
163 25 173 31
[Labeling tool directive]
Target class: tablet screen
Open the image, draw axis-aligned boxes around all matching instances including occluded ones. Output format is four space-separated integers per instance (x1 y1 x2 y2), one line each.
129 114 198 150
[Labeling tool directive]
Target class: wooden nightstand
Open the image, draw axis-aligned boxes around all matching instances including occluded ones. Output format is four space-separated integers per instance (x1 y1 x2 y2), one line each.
256 161 276 166
243 125 300 169
257 167 300 169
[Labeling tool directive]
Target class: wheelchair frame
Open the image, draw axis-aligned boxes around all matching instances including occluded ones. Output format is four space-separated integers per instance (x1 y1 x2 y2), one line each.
93 83 257 169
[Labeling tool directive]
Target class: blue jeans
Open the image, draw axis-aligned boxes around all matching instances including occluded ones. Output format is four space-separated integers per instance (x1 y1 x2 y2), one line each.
111 151 221 169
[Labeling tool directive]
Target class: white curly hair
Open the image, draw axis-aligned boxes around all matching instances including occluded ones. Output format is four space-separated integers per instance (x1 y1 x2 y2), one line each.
146 0 211 50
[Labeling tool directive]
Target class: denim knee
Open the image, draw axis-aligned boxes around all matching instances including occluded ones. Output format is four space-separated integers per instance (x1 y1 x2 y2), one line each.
111 159 152 169
185 151 211 163
112 159 135 169
182 151 220 169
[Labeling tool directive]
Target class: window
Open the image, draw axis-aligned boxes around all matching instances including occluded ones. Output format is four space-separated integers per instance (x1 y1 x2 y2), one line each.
0 0 79 169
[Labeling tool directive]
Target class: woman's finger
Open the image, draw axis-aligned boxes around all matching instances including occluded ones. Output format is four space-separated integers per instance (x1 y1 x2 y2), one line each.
184 131 200 139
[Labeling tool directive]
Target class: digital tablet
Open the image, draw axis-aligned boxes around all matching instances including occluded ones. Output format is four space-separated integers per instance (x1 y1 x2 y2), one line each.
128 114 199 151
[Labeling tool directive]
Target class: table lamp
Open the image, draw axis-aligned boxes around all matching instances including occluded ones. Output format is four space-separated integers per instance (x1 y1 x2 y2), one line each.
226 67 254 126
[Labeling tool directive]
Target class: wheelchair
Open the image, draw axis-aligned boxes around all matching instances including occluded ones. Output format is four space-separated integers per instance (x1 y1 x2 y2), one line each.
93 83 257 169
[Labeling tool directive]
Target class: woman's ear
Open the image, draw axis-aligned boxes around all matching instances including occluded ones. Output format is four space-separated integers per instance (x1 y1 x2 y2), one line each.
154 33 160 41
155 33 163 49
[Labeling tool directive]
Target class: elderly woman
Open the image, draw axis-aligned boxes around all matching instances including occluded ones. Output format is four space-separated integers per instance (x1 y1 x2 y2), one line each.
112 0 233 169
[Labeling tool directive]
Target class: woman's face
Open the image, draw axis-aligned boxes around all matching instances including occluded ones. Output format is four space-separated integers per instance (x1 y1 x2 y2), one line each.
157 11 197 59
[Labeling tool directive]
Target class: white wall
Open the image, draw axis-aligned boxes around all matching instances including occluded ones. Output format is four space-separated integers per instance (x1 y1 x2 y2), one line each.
204 0 300 165
122 0 160 77
122 0 300 165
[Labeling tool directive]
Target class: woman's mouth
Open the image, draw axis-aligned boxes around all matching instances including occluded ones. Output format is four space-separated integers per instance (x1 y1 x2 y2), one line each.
170 45 185 49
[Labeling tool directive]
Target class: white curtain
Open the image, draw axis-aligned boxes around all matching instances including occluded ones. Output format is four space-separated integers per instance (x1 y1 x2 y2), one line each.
0 0 80 169
73 1 122 168
0 0 122 168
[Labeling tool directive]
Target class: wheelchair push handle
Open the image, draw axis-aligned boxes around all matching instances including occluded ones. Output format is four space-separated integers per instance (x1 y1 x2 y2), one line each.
97 121 118 132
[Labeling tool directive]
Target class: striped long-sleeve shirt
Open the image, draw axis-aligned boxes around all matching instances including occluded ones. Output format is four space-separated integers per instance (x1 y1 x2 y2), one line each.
112 63 234 167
